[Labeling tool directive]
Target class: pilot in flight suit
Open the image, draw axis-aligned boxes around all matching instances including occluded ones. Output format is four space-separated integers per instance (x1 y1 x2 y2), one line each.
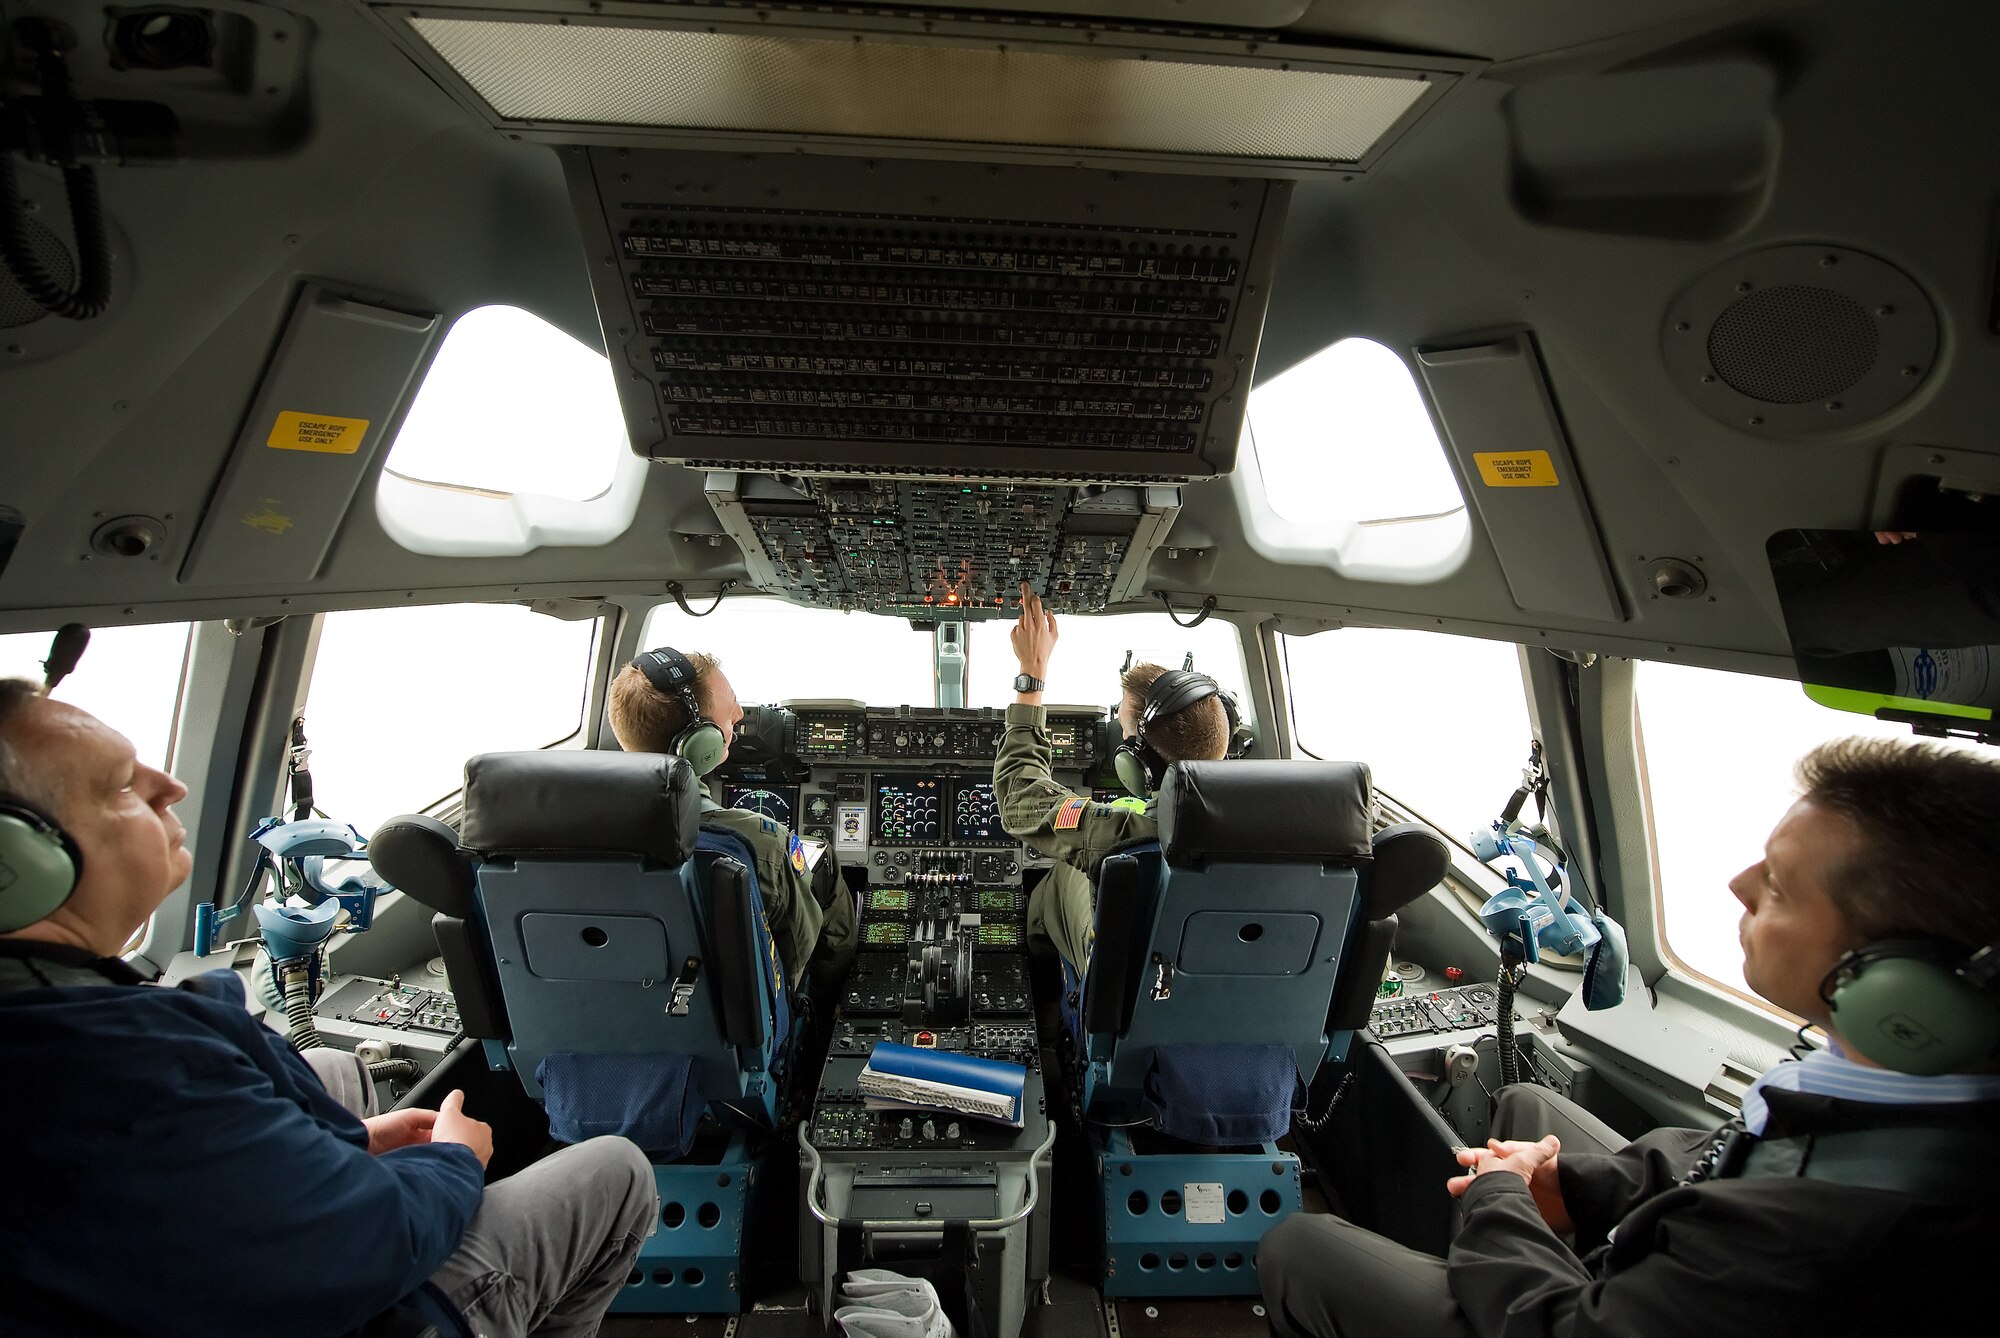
992 585 1227 976
608 649 855 988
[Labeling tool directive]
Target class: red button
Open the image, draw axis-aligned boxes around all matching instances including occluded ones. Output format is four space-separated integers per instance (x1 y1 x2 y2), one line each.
1443 967 1464 982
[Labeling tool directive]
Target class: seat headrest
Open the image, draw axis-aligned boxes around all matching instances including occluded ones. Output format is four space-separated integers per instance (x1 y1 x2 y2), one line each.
1365 822 1450 918
370 814 477 920
459 751 702 866
1155 760 1373 867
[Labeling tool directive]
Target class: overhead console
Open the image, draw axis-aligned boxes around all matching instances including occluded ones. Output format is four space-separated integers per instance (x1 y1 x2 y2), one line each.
566 149 1289 484
705 475 1179 616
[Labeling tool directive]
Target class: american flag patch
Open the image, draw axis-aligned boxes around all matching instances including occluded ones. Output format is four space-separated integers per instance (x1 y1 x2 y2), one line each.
1053 796 1087 830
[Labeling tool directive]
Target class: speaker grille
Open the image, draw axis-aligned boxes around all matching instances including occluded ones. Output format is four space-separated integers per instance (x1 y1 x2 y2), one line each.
0 218 74 330
1706 284 1877 404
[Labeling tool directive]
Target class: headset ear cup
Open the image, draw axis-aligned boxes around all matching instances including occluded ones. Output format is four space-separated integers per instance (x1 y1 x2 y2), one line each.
0 808 81 934
1113 745 1152 800
1830 953 2000 1076
677 723 728 777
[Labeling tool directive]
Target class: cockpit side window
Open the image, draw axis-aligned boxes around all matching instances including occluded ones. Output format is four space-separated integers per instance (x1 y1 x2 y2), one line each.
301 603 598 837
1281 627 1532 844
0 623 192 773
1 622 194 954
1635 659 1984 994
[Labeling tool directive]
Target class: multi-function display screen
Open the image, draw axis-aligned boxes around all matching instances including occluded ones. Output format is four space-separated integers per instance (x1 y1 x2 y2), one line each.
722 784 799 828
951 782 1007 843
871 774 943 843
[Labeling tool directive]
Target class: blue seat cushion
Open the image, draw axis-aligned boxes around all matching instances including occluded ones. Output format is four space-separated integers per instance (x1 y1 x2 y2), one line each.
536 1051 705 1160
1142 1043 1295 1146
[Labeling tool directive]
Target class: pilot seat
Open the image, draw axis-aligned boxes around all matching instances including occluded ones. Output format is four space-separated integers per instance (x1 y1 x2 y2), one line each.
371 750 799 1315
1070 760 1447 1297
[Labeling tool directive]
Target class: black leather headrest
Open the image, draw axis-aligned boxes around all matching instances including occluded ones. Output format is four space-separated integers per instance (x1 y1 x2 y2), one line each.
1364 822 1450 919
1155 760 1373 867
370 814 478 920
459 751 702 866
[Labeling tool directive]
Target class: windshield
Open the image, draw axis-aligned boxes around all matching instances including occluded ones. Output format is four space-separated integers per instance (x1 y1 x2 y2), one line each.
966 611 1248 712
639 598 936 708
638 598 1248 716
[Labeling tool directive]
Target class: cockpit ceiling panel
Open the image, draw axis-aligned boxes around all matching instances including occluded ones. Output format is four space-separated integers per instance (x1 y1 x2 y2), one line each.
389 6 1464 173
568 150 1289 483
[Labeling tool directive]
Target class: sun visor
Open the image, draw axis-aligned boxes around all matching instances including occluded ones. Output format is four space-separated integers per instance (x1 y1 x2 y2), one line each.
1768 528 2000 744
379 6 1465 174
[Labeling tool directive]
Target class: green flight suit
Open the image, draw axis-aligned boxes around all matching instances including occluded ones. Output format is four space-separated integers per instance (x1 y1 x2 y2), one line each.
993 702 1155 974
699 797 857 989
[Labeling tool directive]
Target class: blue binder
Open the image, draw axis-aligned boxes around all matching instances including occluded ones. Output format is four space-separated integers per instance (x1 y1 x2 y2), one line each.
858 1041 1028 1127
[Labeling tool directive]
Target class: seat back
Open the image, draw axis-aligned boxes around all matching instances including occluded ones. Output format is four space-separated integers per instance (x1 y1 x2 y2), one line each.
456 751 787 1126
1078 760 1375 1121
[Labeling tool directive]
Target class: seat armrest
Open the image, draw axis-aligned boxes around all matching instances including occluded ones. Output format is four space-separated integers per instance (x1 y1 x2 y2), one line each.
704 855 768 1050
1083 853 1155 1038
431 913 510 1040
1327 914 1397 1035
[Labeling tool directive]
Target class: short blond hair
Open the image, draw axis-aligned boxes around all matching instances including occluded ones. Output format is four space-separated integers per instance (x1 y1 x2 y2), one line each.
1120 662 1228 763
608 651 721 753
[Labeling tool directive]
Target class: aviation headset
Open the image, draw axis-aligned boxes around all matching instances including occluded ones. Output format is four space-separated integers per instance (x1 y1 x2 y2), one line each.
0 794 82 934
633 646 729 777
1821 937 2000 1076
1111 668 1241 799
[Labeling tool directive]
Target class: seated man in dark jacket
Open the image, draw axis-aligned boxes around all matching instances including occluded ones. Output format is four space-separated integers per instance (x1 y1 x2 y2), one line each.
0 678 658 1337
1259 736 2000 1338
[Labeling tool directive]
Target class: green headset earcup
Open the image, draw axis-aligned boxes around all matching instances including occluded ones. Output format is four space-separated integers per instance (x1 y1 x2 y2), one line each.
0 807 81 934
1113 746 1152 800
677 722 728 777
1829 954 2000 1076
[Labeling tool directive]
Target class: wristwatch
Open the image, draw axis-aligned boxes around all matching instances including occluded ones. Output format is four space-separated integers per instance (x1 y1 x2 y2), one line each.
1013 673 1046 693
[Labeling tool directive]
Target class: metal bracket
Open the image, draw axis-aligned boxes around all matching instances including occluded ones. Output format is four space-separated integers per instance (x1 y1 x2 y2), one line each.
669 956 701 1015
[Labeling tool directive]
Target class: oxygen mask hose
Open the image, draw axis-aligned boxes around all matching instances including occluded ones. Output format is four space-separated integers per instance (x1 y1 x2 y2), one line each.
279 959 323 1053
1496 957 1528 1087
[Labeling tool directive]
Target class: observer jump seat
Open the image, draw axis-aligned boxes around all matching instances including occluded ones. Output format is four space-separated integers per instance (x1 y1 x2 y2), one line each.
1072 760 1445 1297
374 749 796 1314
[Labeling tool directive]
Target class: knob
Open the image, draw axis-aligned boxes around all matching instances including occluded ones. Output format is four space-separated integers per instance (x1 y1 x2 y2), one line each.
921 1119 937 1142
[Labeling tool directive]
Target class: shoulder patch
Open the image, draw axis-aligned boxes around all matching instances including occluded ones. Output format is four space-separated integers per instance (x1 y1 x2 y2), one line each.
761 816 779 835
1053 796 1088 830
787 832 806 874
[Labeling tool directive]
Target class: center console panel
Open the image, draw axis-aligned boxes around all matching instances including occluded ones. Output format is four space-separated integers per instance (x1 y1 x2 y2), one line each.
721 701 1087 1338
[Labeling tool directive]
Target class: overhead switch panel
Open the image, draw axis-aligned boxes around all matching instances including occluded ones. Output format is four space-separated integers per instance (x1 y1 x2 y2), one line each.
570 150 1289 483
706 475 1177 617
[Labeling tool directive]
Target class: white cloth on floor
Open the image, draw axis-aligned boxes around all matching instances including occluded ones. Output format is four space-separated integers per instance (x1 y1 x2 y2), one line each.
835 1269 954 1338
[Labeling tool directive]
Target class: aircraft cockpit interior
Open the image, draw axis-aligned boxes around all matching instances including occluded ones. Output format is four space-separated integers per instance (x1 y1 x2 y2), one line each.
5 1 2000 1334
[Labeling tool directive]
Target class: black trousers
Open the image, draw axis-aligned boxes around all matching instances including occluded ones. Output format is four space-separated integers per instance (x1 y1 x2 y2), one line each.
1258 1084 1626 1338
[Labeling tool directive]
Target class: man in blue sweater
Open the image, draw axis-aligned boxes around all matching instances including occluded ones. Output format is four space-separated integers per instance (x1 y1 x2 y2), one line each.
0 678 658 1336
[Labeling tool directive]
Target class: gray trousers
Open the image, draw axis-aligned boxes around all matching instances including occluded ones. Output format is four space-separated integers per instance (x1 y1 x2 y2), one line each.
1258 1085 1626 1338
428 1136 660 1338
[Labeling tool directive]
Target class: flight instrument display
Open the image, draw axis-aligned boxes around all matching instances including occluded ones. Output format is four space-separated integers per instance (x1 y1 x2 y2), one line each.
952 782 1007 843
872 774 942 843
722 784 799 828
